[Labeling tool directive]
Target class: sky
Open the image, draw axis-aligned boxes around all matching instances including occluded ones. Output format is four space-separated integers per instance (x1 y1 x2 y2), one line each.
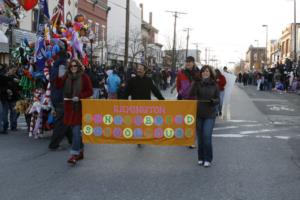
135 0 299 67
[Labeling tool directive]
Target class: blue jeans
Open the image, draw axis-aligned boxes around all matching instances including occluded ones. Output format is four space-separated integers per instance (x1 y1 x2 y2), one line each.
196 118 215 162
218 91 225 113
2 101 19 131
70 125 84 155
93 88 100 99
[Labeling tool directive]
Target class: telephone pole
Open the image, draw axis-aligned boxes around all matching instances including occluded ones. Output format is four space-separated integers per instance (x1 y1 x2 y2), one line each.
294 0 297 64
124 0 130 69
184 28 192 59
193 43 202 63
166 10 187 70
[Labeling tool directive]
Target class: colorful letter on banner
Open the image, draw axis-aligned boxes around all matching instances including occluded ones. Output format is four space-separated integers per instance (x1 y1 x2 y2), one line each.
82 100 197 146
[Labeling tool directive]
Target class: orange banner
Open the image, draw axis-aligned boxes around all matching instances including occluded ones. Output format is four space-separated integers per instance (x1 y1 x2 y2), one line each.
82 100 197 146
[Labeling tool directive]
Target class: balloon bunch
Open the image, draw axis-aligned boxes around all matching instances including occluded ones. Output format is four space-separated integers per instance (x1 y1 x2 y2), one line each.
1 0 20 24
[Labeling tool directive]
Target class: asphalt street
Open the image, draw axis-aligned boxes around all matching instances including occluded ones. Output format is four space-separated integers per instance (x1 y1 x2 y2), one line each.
0 85 300 200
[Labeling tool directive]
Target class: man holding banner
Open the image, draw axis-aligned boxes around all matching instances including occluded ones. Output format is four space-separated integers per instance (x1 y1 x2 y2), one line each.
124 64 164 101
124 64 164 147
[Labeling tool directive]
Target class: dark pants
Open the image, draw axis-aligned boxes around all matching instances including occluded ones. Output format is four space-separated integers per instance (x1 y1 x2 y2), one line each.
2 101 19 131
49 103 72 149
196 117 215 162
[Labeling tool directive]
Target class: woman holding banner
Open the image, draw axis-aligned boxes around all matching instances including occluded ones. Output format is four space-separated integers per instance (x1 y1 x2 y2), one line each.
55 59 93 164
190 65 219 167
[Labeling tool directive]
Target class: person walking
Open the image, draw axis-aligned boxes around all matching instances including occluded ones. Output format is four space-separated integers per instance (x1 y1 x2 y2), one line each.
87 66 103 99
107 68 121 99
176 56 199 100
176 56 199 148
48 56 72 150
124 64 164 148
124 64 164 100
215 69 226 116
189 65 220 167
0 66 20 134
55 59 93 164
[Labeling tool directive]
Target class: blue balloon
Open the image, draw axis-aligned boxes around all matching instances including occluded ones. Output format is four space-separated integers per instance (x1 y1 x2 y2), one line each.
46 51 52 59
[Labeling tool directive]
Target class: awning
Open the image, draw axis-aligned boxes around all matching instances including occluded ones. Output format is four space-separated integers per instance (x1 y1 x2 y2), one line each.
13 29 36 44
0 30 8 43
0 42 9 53
0 30 9 53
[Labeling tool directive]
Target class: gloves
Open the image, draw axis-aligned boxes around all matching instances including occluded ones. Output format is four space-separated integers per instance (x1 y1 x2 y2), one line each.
72 96 80 102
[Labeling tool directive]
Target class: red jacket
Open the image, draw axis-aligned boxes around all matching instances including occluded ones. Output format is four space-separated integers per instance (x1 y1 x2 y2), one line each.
176 68 197 99
216 74 226 91
55 73 93 125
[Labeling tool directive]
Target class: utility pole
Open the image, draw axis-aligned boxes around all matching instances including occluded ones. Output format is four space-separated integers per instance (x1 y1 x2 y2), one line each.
124 0 130 69
166 10 187 70
294 0 297 64
184 28 192 59
262 25 268 68
193 43 202 63
205 48 208 65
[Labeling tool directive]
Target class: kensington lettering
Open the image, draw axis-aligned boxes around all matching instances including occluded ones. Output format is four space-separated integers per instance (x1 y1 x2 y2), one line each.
113 106 166 114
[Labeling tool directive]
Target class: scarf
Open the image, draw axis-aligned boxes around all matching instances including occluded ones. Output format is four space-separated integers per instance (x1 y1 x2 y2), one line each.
183 67 198 81
64 72 83 112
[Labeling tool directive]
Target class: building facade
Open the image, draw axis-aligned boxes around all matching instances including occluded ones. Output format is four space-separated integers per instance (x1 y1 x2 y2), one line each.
140 4 163 67
269 40 281 67
107 0 142 67
245 45 266 71
77 0 109 65
279 23 300 64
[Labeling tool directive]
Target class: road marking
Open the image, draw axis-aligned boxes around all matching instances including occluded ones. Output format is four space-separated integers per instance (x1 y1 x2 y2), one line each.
274 136 290 140
255 135 272 139
240 124 263 127
213 126 239 131
240 129 274 135
251 98 288 102
213 134 246 138
227 120 258 123
226 103 231 120
267 104 295 112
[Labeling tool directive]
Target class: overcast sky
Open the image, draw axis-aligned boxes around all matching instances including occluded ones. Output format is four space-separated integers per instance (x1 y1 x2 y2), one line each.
135 0 298 67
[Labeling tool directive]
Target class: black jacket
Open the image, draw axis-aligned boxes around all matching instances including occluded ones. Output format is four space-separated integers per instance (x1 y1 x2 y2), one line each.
124 76 164 100
0 74 20 102
189 78 219 118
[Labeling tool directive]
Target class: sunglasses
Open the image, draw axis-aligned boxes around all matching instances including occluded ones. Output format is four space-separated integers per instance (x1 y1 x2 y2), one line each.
71 64 78 67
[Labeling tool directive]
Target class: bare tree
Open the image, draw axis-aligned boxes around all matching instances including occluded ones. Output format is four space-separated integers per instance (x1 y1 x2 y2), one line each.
107 38 123 62
129 29 144 65
164 36 185 67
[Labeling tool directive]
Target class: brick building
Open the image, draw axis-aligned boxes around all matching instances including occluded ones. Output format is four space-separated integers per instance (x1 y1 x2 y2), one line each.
77 0 110 64
245 45 266 71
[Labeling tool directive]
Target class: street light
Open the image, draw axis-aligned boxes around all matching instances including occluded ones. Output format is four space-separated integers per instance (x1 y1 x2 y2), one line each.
101 24 106 65
262 24 268 68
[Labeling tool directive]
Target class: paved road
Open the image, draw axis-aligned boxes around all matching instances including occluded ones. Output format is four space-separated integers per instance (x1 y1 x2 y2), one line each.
0 85 300 200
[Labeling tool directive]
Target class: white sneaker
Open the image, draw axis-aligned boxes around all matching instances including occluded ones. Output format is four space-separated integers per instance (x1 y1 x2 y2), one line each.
198 160 203 165
203 161 211 167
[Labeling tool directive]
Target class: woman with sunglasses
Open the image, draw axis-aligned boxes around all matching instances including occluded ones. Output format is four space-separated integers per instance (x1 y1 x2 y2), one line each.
189 65 219 167
55 59 93 164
